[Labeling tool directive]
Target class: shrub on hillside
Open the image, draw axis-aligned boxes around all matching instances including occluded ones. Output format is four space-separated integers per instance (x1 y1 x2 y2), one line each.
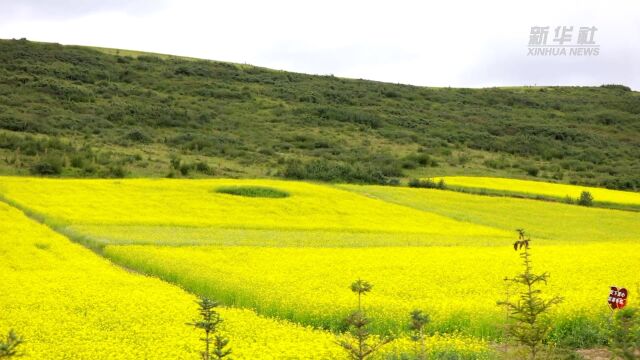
600 84 631 91
526 166 540 177
195 161 214 175
125 129 152 143
315 106 383 128
31 156 63 175
484 157 509 170
0 115 55 134
281 159 396 184
401 153 436 169
103 165 126 178
179 163 191 176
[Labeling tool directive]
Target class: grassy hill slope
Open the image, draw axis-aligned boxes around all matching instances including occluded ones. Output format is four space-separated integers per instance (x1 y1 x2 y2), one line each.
1 39 639 189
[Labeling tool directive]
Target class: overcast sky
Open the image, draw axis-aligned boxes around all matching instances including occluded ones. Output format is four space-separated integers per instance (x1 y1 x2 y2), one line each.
1 0 639 89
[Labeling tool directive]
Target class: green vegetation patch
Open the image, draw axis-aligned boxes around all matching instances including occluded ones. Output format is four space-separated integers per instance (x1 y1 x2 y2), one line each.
1 39 639 189
214 185 290 198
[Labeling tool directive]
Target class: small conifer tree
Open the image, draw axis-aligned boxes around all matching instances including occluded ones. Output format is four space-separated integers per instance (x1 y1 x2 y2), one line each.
337 279 392 360
0 330 23 358
187 297 231 360
498 229 563 359
409 309 430 360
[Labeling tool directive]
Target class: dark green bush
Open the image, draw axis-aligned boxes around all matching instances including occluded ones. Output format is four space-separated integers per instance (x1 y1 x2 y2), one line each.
215 186 289 198
315 106 383 128
179 163 191 176
125 129 151 143
170 156 181 170
526 166 540 177
0 115 54 133
484 158 509 170
31 156 62 175
577 191 593 206
281 159 395 184
70 155 85 168
408 178 446 189
401 153 434 169
600 84 631 91
106 165 126 178
137 55 163 63
31 78 94 102
194 161 213 175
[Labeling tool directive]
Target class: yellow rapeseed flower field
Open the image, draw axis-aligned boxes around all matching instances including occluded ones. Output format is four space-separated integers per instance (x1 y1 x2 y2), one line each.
436 176 640 206
0 181 492 359
0 177 506 237
0 202 384 359
1 176 637 358
339 184 640 244
103 243 640 337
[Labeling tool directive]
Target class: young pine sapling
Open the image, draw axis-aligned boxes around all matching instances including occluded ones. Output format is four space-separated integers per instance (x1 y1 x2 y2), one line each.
187 297 232 360
497 229 563 359
337 279 392 360
409 309 430 360
0 330 23 358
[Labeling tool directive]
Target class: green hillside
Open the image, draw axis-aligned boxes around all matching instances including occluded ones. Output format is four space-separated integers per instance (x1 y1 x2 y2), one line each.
0 38 639 189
